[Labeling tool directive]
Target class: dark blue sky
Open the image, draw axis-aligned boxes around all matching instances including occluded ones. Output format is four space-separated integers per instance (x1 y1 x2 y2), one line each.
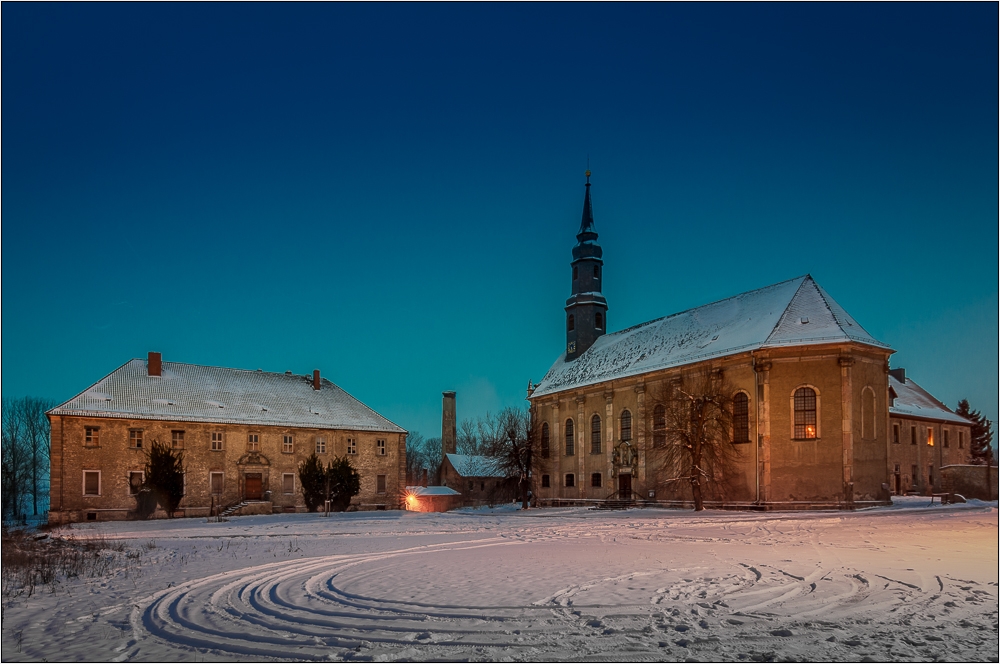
3 3 997 438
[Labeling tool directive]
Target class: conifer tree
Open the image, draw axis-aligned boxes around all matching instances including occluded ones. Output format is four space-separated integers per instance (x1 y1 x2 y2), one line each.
325 456 361 512
298 454 327 512
955 399 996 465
143 439 185 516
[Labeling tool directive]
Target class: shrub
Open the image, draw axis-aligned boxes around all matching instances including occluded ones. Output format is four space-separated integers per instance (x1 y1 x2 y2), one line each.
326 455 361 512
298 454 326 512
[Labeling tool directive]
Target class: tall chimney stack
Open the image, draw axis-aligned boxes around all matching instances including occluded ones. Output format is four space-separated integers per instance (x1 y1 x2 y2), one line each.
442 391 457 460
148 352 162 377
313 369 321 391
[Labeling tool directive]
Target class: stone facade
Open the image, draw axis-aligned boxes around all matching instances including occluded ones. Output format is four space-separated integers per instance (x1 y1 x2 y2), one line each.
439 454 508 507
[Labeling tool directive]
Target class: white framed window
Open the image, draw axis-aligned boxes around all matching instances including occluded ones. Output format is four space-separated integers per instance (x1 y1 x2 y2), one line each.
85 427 100 447
282 435 294 454
210 472 224 495
172 430 185 449
83 470 101 496
282 473 295 494
376 439 386 456
129 429 143 449
211 431 224 451
376 475 387 494
347 438 357 455
247 433 260 451
129 471 144 495
316 437 327 454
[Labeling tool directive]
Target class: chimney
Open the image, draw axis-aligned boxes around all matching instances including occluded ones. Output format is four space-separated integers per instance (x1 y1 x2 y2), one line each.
148 352 162 377
442 391 457 459
889 368 905 384
313 369 321 391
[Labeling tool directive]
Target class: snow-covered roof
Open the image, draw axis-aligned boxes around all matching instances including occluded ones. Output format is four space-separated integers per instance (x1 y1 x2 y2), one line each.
889 375 971 425
444 453 506 478
532 275 890 398
48 359 406 433
405 486 461 496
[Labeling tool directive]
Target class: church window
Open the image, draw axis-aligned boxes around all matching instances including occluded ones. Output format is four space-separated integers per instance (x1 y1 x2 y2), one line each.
793 388 817 439
591 472 602 488
83 470 101 496
733 393 750 443
540 423 550 458
591 414 602 454
653 404 666 448
541 474 550 488
565 418 575 456
595 312 603 329
567 315 575 332
282 435 294 454
620 409 632 442
861 387 875 440
565 473 575 487
246 433 258 451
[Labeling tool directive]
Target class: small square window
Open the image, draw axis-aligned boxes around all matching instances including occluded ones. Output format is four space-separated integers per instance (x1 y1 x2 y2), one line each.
172 430 185 449
541 474 550 488
211 432 224 451
347 438 357 455
282 473 294 494
83 470 101 496
565 473 575 488
376 474 387 494
377 439 386 456
210 472 224 495
84 427 100 447
591 472 602 488
316 437 327 454
282 435 294 454
129 429 143 449
129 471 144 495
247 433 259 451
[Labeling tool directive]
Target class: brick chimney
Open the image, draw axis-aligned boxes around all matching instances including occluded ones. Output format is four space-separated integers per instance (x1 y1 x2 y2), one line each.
889 367 905 383
148 352 162 377
313 369 321 391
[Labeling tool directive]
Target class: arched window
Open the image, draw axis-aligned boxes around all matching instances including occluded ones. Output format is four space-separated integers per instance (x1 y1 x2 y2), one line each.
620 409 632 441
733 392 750 443
540 422 550 459
861 387 875 440
591 414 602 454
567 315 575 332
653 403 666 448
565 418 575 456
793 387 817 439
595 312 603 329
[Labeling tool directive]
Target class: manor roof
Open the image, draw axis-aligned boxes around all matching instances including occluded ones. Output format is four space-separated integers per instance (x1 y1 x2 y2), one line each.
48 359 406 433
889 375 970 425
532 275 890 398
444 453 507 478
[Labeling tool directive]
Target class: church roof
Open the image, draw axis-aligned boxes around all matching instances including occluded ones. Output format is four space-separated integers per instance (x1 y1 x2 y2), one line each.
444 453 507 478
889 375 970 425
48 359 406 433
532 275 891 398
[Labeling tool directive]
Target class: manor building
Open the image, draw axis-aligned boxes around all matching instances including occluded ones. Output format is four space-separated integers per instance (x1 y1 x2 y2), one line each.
528 173 900 508
47 353 406 523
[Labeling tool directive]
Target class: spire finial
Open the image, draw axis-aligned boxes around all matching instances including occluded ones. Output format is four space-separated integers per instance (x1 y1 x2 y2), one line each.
578 169 596 238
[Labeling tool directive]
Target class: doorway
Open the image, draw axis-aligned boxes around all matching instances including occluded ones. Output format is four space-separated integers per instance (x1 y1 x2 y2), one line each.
245 473 263 500
618 473 632 500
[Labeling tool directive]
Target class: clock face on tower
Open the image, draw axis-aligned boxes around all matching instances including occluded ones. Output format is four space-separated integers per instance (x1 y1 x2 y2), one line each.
567 341 576 354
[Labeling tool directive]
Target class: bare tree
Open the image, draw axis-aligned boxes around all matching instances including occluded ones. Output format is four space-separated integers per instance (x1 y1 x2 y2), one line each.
22 398 53 516
472 407 539 509
1 397 53 521
2 399 29 521
645 371 743 511
405 432 442 485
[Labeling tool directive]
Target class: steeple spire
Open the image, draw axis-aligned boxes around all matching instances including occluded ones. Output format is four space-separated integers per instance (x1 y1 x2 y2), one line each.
577 169 597 241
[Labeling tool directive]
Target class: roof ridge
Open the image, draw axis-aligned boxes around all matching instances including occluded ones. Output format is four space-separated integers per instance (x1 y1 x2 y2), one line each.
762 276 812 346
903 377 962 417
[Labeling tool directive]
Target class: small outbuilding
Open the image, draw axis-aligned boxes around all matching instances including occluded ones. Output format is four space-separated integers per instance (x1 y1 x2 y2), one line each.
440 453 510 506
403 485 462 512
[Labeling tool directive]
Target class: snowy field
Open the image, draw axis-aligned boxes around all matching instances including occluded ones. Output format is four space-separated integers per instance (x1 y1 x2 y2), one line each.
2 498 997 663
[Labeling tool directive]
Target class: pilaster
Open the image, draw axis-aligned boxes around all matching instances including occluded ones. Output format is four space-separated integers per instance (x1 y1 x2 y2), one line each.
839 356 855 504
635 384 646 484
576 396 586 497
757 362 771 503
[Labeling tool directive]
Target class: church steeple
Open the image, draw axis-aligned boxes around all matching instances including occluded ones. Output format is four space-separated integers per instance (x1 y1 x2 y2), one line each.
564 170 608 361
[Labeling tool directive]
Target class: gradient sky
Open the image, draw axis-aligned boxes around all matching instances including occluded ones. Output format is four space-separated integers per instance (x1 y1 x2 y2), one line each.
3 3 997 441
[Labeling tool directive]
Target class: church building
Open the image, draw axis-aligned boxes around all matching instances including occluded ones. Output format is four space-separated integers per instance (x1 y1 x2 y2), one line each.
528 173 897 509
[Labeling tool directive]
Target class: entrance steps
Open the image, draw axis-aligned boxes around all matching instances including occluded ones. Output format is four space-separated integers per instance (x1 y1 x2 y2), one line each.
594 499 636 511
219 501 249 518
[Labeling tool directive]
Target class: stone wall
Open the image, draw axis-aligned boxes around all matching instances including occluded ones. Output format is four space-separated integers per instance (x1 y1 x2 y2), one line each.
48 414 406 524
940 464 998 501
887 418 971 494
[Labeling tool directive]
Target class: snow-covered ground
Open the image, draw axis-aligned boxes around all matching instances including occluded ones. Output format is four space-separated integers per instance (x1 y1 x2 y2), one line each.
3 498 997 662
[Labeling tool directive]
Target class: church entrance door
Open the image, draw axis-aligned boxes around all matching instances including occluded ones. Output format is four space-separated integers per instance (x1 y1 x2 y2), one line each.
618 473 632 500
245 473 263 501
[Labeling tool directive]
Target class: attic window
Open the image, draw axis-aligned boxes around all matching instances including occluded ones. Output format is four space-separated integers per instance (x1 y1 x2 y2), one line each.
800 317 809 324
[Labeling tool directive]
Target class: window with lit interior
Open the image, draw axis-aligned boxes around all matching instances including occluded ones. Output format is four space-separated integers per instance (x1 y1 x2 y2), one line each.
793 387 817 439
